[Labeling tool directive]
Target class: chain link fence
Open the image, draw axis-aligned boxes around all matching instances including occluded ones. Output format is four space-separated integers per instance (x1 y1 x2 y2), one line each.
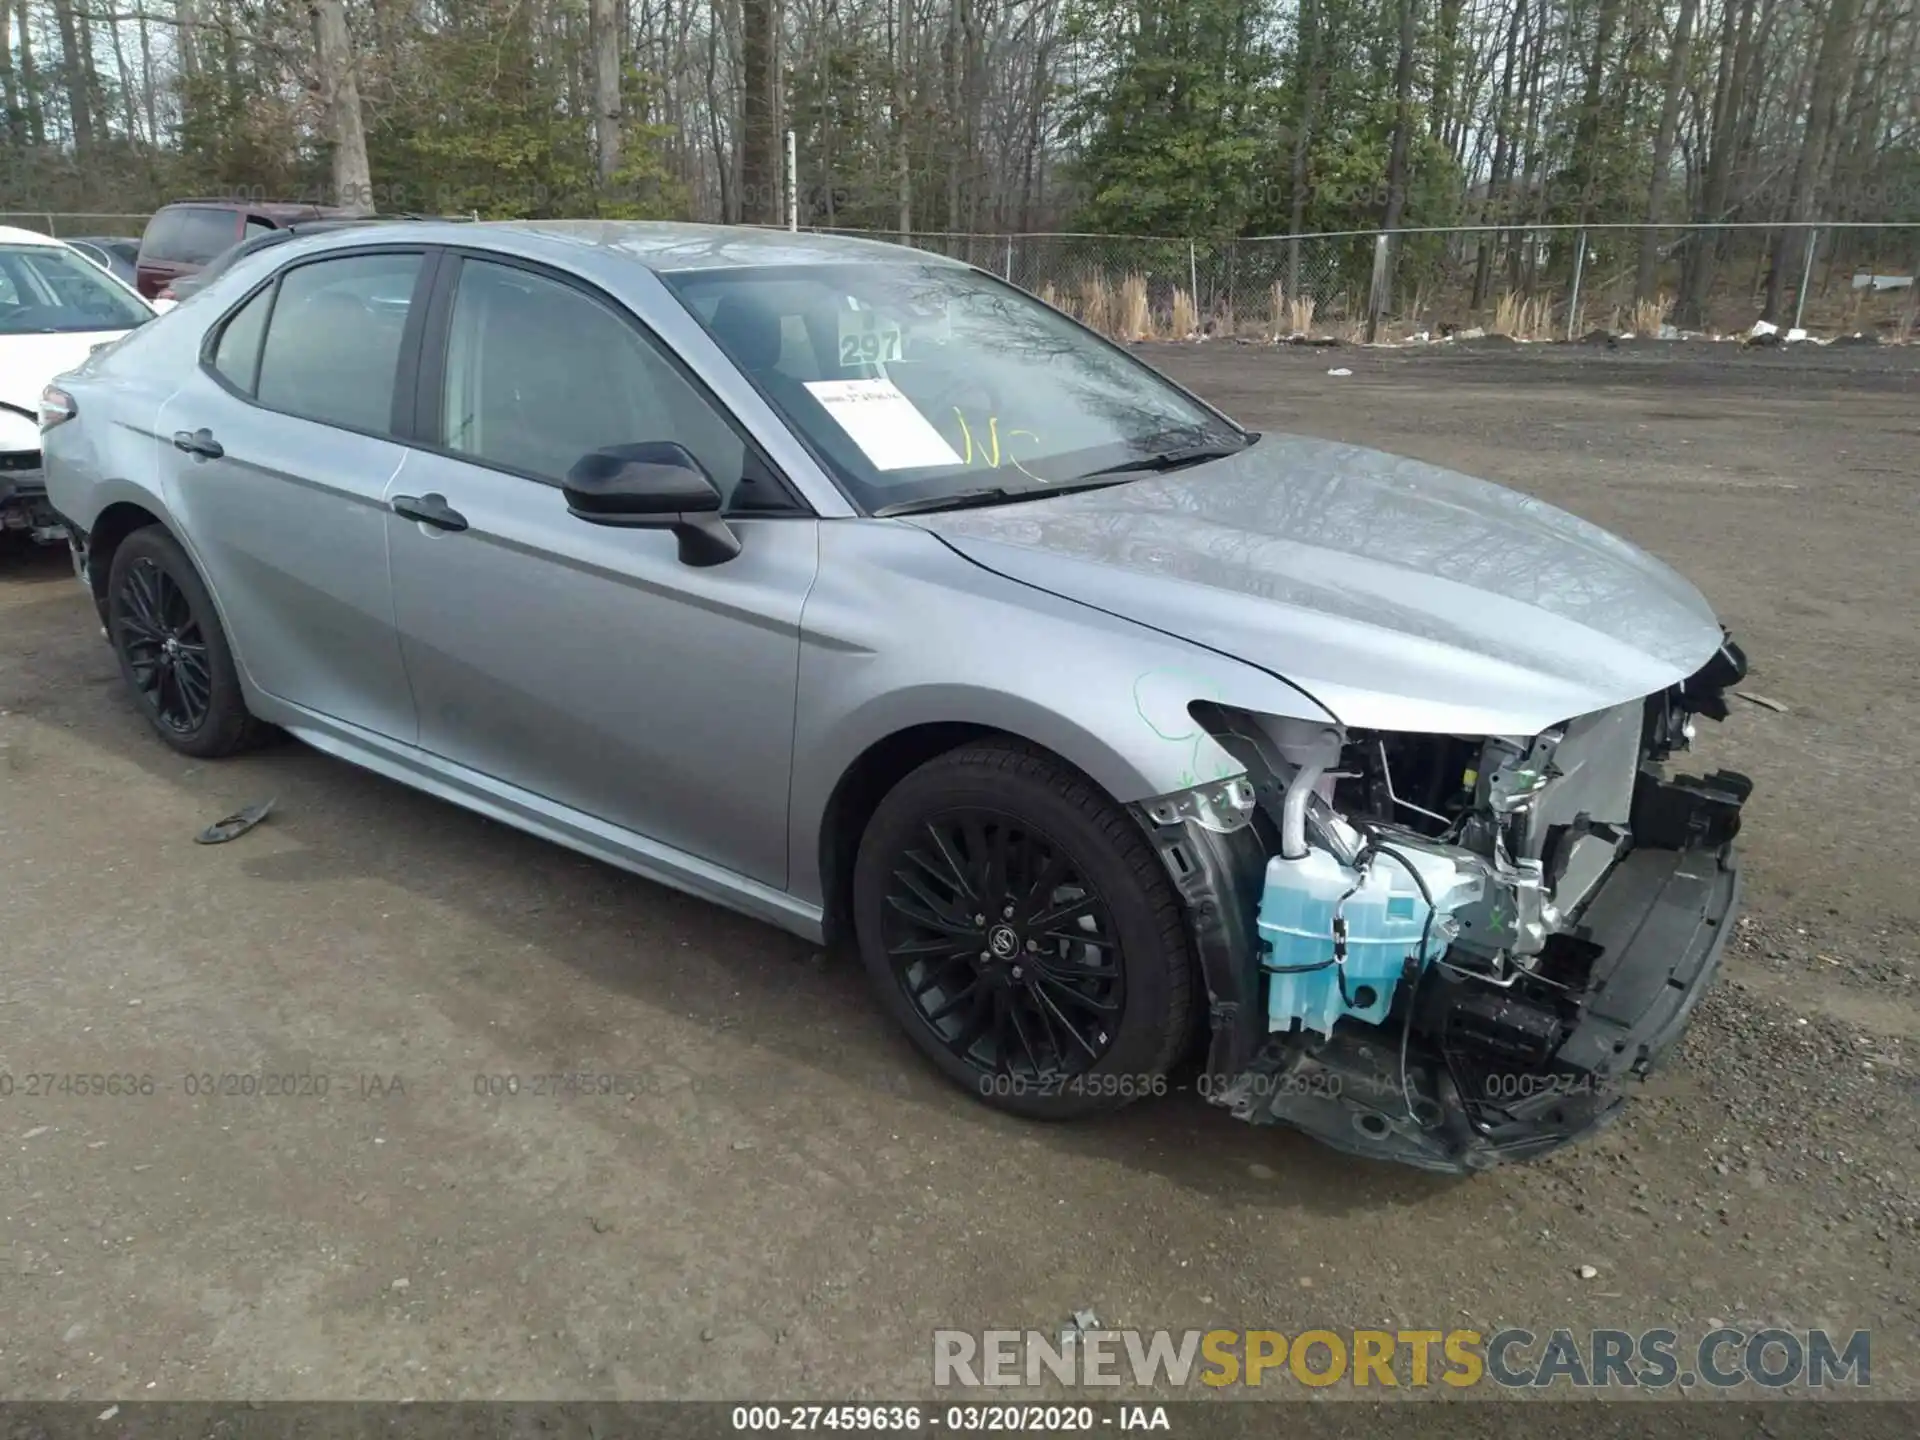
11 211 1915 343
819 222 1920 344
0 212 152 239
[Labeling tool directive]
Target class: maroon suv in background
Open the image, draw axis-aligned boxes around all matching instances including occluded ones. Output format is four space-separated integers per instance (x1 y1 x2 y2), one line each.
134 200 349 298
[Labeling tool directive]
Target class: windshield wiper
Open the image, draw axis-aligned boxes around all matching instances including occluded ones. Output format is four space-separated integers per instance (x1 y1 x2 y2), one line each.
1072 440 1248 481
873 476 1134 518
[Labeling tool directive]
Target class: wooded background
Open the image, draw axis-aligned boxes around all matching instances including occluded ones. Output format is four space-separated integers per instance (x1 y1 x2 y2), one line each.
2 0 1915 323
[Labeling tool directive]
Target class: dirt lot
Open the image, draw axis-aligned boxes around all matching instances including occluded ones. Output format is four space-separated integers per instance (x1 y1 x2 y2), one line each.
2 340 1915 1404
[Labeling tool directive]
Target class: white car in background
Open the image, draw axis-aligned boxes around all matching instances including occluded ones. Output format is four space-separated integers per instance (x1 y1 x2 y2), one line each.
1 225 158 545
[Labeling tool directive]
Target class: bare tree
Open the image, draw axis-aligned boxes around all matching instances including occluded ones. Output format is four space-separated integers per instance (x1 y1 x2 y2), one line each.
310 0 373 211
592 0 622 184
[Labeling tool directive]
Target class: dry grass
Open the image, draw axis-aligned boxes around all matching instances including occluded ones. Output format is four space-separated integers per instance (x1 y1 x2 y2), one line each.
1288 295 1317 337
1170 287 1197 339
1267 281 1287 338
1119 273 1150 340
1630 294 1668 337
1493 291 1553 340
1079 276 1113 337
1038 280 1060 313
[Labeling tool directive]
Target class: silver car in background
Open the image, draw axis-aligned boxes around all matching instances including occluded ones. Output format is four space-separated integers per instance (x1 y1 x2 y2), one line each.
39 222 1752 1172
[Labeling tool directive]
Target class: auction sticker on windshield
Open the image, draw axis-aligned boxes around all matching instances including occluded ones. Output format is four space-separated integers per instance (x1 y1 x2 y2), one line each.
804 377 964 470
838 309 905 364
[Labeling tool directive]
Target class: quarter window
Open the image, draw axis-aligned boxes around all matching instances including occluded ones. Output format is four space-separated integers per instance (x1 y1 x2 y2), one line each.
210 286 274 395
438 258 754 504
253 252 423 435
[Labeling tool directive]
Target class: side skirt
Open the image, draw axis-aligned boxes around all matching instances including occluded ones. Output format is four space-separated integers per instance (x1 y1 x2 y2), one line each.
252 696 826 944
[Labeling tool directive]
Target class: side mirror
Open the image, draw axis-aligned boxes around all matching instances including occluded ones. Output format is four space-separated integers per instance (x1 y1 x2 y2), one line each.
563 442 741 566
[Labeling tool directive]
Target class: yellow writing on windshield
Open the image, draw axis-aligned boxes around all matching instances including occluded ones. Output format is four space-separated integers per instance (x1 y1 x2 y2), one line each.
951 410 1043 481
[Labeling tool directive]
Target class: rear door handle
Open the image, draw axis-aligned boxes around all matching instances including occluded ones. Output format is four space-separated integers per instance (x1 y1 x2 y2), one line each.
391 493 469 532
171 428 223 460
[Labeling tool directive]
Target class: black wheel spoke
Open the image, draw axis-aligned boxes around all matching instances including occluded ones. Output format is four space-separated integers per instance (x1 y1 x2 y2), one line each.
906 952 975 999
888 934 976 961
884 891 978 937
920 824 978 906
1028 980 1105 1056
1030 894 1098 932
1004 993 1046 1075
1033 969 1121 1018
924 979 983 1024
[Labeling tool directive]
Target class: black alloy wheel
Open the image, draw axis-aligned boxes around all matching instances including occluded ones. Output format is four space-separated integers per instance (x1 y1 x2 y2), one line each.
881 807 1125 1080
853 740 1195 1119
105 527 263 758
113 555 213 735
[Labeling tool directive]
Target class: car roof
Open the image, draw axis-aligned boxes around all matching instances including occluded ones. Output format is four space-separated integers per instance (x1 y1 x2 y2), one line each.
455 220 961 274
0 225 68 248
163 199 350 220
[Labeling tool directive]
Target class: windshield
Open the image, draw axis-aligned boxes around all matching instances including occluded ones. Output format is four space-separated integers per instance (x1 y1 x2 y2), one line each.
0 243 150 335
663 262 1245 513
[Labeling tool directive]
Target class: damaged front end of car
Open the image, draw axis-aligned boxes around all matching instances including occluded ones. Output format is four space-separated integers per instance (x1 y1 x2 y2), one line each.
1136 637 1752 1173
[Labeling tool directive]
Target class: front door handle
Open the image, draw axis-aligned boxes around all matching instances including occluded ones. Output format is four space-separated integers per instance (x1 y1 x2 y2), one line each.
391 493 469 532
171 427 223 460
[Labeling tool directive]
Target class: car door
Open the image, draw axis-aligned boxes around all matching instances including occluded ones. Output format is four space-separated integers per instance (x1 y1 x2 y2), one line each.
154 246 429 742
383 252 818 888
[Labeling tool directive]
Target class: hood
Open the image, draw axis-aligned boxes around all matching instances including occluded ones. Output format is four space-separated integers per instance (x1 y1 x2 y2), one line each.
0 329 132 418
914 433 1725 736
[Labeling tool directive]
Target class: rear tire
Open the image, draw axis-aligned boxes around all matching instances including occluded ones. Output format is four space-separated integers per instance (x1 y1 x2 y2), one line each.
106 527 263 758
852 739 1193 1119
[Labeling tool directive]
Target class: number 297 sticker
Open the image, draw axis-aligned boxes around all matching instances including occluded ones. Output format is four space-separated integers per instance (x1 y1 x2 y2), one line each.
838 313 903 365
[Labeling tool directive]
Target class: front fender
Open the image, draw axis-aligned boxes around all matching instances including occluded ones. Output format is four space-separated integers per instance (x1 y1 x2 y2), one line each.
784 522 1332 908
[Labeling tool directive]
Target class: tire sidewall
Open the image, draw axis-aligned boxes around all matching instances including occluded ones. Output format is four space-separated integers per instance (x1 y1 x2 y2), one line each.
853 751 1183 1118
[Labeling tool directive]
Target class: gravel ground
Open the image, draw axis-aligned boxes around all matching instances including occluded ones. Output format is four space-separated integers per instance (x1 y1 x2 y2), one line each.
1 339 1914 1405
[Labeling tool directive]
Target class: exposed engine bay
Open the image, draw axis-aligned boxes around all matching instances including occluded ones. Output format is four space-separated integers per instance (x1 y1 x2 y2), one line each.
1141 634 1752 1172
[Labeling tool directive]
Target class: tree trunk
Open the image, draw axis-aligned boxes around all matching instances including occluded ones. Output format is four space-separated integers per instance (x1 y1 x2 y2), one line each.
892 0 911 239
310 0 375 213
704 0 732 221
739 0 778 223
1 0 18 147
14 0 45 145
1428 0 1464 146
50 0 93 151
1285 0 1321 297
1634 0 1698 305
591 0 623 187
137 7 159 149
1473 0 1528 309
1382 0 1419 233
1572 0 1624 225
1676 0 1759 326
1762 0 1862 322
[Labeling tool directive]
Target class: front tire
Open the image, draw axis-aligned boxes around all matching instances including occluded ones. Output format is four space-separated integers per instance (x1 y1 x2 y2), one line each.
106 527 262 758
852 740 1194 1119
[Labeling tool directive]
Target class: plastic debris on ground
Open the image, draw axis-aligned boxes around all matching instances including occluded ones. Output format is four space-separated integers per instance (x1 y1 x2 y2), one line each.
195 797 276 845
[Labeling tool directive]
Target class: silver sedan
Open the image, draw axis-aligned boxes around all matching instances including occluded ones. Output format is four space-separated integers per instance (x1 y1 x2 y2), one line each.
39 222 1752 1172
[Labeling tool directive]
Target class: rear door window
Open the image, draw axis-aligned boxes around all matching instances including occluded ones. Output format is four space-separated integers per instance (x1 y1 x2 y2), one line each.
253 252 424 435
144 207 240 264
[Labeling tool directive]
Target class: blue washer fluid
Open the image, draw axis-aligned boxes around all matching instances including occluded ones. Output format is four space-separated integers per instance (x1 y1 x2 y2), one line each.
1257 847 1459 1037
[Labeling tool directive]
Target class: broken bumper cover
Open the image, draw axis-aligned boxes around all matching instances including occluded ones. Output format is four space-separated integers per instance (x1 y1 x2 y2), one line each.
0 464 67 541
1221 841 1740 1173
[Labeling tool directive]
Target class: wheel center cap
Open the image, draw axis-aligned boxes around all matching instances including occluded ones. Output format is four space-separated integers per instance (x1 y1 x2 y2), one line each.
163 637 181 657
986 924 1020 960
